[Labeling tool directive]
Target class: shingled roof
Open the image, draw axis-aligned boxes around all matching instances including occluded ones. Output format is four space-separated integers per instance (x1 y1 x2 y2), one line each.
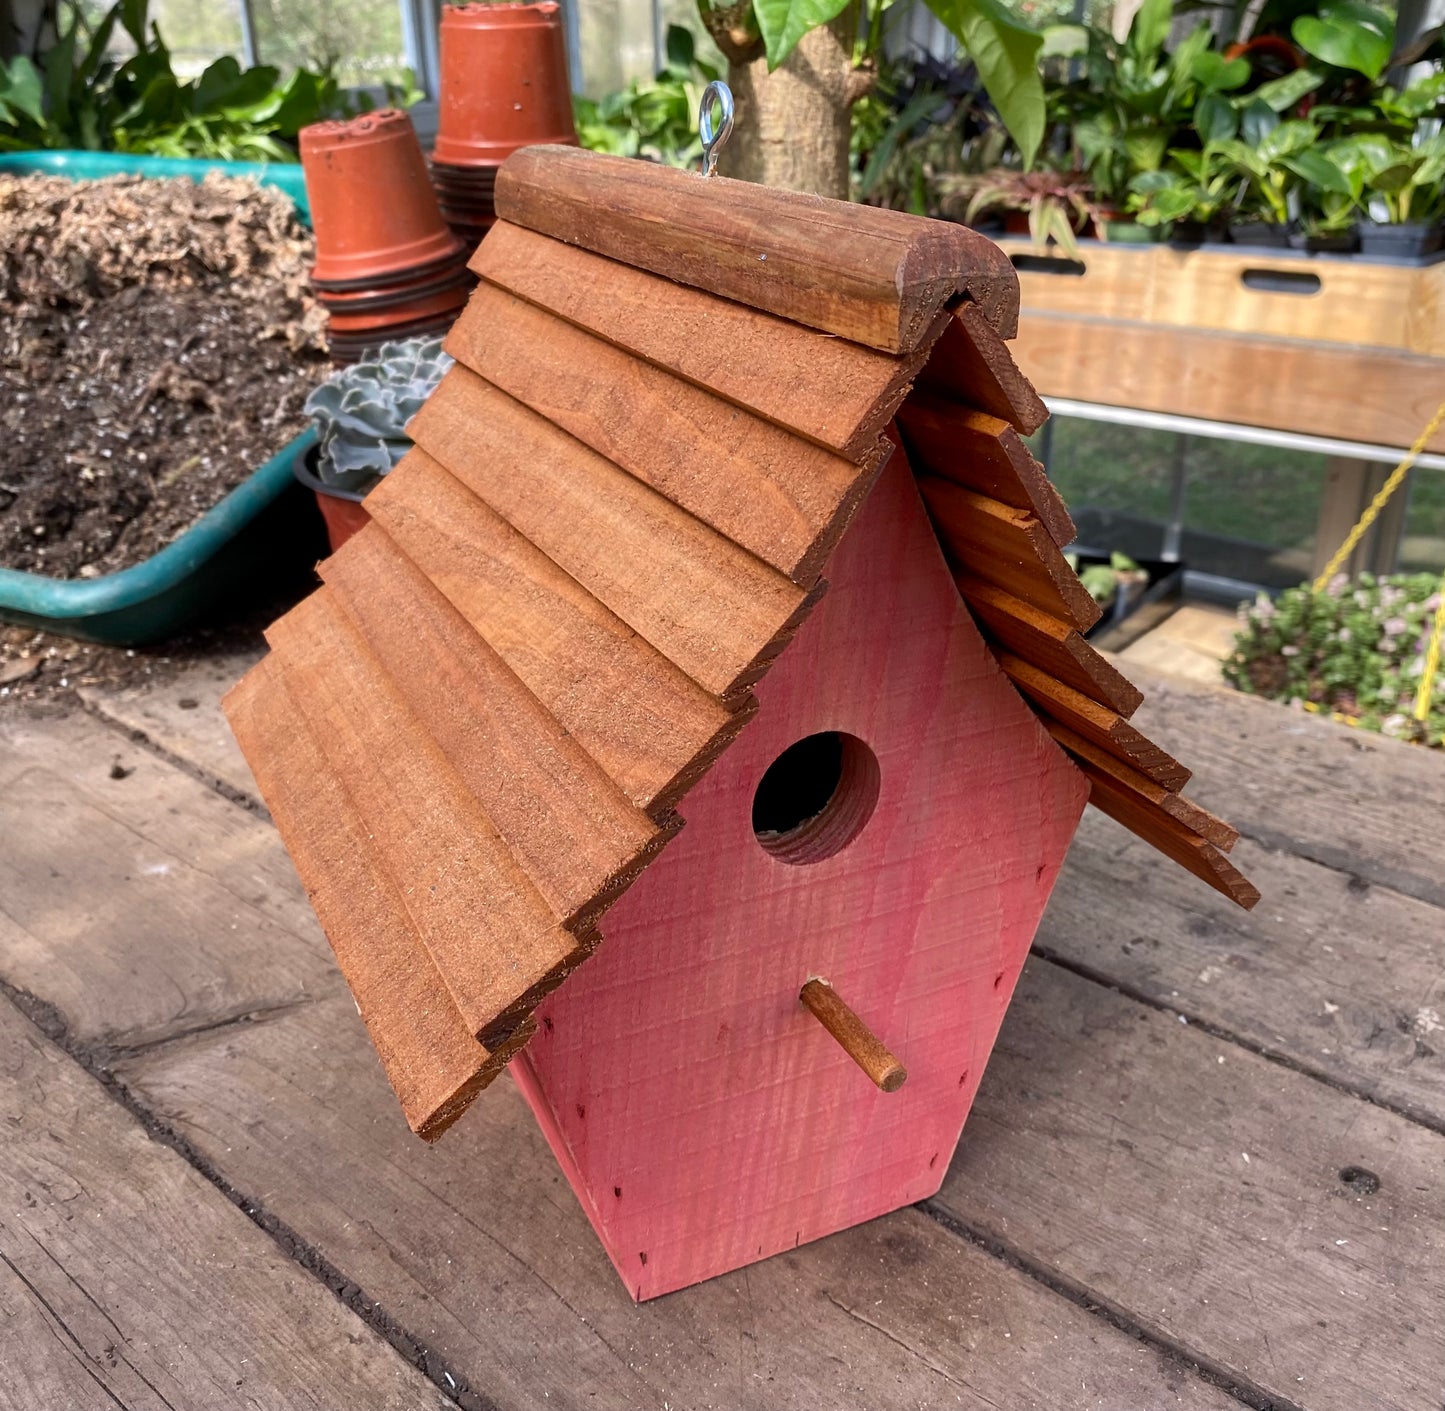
225 146 1257 1141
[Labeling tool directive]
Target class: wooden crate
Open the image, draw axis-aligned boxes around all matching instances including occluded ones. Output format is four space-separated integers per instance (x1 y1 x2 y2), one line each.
1002 239 1445 358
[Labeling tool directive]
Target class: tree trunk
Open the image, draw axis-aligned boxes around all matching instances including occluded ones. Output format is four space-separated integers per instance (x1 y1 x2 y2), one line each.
720 18 856 199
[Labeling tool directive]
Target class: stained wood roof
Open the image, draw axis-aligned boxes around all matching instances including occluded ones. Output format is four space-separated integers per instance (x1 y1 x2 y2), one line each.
225 146 1257 1140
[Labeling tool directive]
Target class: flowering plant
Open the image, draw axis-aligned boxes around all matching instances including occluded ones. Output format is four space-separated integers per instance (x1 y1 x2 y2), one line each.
1224 573 1444 746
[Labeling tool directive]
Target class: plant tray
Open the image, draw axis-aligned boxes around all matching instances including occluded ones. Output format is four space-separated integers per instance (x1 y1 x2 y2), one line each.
0 430 324 646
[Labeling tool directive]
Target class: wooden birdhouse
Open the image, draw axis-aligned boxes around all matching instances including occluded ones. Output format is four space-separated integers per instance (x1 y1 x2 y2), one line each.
226 146 1258 1302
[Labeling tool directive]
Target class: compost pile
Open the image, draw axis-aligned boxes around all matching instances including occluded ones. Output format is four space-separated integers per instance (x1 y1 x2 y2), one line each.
0 173 328 579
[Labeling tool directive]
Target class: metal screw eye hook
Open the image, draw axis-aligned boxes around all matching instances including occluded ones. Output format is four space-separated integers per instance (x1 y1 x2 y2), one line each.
699 80 734 178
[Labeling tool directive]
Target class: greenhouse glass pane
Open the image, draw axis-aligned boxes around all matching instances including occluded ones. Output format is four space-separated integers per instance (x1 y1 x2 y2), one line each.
250 0 409 87
1034 418 1174 561
1179 440 1323 589
575 0 654 98
76 0 244 79
1400 471 1445 575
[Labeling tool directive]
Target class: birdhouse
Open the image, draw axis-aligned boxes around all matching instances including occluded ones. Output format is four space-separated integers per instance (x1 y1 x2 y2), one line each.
226 146 1258 1302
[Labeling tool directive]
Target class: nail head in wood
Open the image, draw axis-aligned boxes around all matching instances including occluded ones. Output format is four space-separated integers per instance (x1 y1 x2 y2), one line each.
799 978 907 1093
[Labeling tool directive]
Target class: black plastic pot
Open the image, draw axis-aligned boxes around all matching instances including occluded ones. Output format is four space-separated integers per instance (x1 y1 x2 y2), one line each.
1358 220 1444 260
1288 225 1360 254
1228 220 1291 249
1169 220 1229 248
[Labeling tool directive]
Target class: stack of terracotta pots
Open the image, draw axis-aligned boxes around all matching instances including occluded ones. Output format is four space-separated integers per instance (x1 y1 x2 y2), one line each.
300 110 470 364
430 1 578 250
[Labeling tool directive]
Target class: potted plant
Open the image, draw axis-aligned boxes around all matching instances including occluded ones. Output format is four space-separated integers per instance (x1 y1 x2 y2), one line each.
944 165 1093 255
1127 147 1236 242
299 336 454 550
1216 111 1352 245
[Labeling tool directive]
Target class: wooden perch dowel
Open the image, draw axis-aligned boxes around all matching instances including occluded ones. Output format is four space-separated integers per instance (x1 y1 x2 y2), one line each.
800 979 907 1092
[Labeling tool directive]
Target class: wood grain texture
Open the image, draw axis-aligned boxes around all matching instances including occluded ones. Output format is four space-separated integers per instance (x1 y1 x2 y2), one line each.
919 476 1102 631
1069 744 1259 909
365 449 743 817
0 995 455 1409
940 958 1445 1411
1039 813 1445 1130
409 364 813 696
263 589 584 1047
320 525 670 929
1043 718 1238 850
493 144 1020 352
956 572 1143 715
897 390 1074 547
0 710 340 1050
444 284 879 585
518 451 1089 1298
225 657 526 1136
919 303 1049 435
1120 659 1445 908
471 221 928 459
998 650 1191 789
1011 312 1445 453
116 995 1243 1411
1004 237 1445 356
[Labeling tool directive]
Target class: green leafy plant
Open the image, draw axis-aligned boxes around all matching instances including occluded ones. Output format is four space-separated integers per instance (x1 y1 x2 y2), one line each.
1225 574 1445 746
574 25 717 168
1291 0 1394 82
1126 146 1237 227
0 0 393 159
305 336 453 492
1341 131 1445 225
1216 115 1353 224
1067 550 1147 608
945 164 1091 254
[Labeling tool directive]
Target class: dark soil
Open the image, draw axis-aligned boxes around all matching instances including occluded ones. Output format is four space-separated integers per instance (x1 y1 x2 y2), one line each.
0 173 328 580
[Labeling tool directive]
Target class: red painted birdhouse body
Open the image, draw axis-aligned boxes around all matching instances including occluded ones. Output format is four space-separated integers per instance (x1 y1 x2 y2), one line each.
514 451 1088 1298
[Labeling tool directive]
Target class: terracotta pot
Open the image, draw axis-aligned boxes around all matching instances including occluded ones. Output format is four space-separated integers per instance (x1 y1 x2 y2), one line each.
301 109 463 285
433 3 577 166
293 445 370 551
325 278 469 335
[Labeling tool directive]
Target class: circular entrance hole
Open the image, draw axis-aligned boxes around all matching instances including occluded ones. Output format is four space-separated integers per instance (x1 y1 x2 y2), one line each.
751 731 880 865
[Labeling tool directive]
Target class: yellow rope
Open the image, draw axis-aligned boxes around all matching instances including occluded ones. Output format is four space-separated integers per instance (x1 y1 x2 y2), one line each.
1414 575 1445 726
1311 399 1445 594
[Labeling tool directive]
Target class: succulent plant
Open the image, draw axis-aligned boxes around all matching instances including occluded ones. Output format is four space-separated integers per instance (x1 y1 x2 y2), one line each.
305 336 453 492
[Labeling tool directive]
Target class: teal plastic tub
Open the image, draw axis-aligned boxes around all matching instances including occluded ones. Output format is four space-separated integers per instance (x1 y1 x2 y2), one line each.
1 152 324 644
0 149 310 219
0 431 325 645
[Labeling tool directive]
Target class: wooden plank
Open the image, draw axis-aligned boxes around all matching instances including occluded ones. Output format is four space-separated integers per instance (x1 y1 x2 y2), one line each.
262 589 583 1047
938 958 1445 1411
1005 238 1445 357
116 995 1243 1411
1120 660 1445 909
1012 312 1445 454
320 525 670 929
408 364 814 696
1044 718 1238 850
78 649 263 804
1039 814 1445 1130
919 477 1101 631
0 710 341 1050
1068 741 1259 909
493 144 1020 352
897 389 1075 547
956 572 1143 715
471 221 926 459
0 995 466 1409
225 659 524 1135
919 303 1049 435
444 284 878 585
365 450 744 818
998 650 1192 789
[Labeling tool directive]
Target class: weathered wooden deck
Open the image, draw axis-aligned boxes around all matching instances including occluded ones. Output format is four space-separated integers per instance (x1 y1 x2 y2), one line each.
2 651 1442 1411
